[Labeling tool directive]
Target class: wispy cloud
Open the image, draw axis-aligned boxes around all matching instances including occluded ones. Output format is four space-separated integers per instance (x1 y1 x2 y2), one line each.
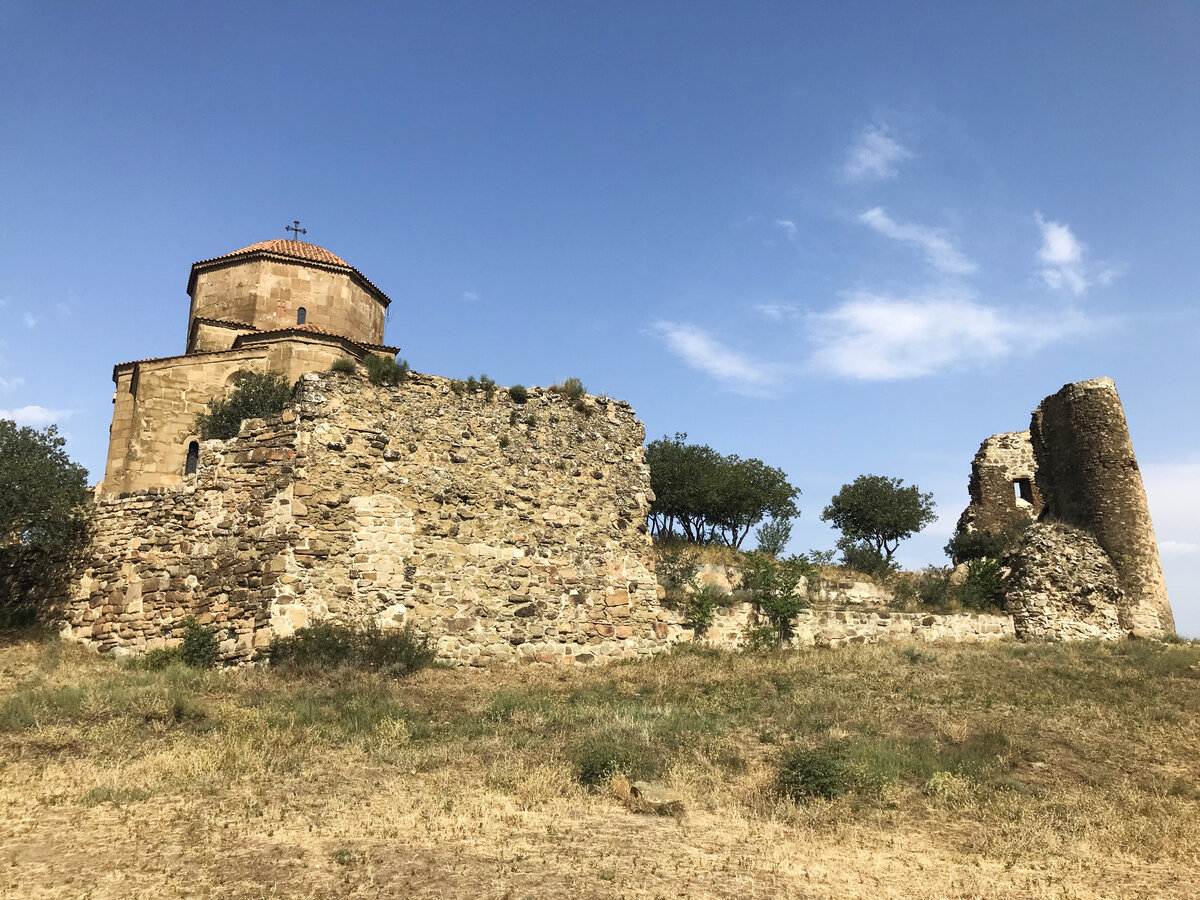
841 124 912 183
1035 212 1090 295
0 405 71 427
859 207 977 276
653 321 778 392
774 219 798 243
462 290 480 302
808 290 1088 380
0 376 25 393
752 303 801 321
22 312 37 328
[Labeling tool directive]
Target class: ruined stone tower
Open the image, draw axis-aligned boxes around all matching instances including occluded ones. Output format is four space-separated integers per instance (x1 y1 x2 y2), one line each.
1030 378 1173 637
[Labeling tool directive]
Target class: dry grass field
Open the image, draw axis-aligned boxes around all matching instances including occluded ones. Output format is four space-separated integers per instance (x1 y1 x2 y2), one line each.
2 630 1198 899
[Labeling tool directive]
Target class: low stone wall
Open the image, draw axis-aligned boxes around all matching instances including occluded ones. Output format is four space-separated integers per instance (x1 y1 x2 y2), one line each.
694 564 892 607
702 604 1014 650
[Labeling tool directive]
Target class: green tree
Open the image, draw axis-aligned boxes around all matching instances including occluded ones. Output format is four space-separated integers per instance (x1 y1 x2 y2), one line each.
645 433 799 549
195 371 294 440
0 421 91 624
821 475 936 564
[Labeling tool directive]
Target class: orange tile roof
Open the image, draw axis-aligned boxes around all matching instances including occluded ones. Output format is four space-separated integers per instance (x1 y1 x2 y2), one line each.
209 240 350 267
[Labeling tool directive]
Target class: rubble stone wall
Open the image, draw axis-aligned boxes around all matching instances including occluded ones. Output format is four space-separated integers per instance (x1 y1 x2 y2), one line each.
68 371 684 666
1030 378 1173 637
702 606 1014 649
1004 523 1125 641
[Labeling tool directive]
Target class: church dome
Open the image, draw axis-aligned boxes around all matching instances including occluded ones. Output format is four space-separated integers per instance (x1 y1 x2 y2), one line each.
208 239 351 268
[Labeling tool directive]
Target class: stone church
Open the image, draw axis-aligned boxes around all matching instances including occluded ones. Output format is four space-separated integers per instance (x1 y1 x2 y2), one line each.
100 239 400 493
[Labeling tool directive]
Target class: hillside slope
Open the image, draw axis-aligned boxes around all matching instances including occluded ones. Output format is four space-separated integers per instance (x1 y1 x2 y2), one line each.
2 633 1198 899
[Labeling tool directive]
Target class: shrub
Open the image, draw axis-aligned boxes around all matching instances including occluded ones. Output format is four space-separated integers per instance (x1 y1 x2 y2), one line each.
328 356 358 374
741 552 812 645
835 537 896 580
551 377 586 401
892 566 957 612
684 582 734 637
945 517 1031 564
195 371 293 440
776 746 855 801
138 647 184 670
576 734 658 787
362 354 409 386
959 557 1005 611
179 617 220 669
507 384 529 404
264 621 434 677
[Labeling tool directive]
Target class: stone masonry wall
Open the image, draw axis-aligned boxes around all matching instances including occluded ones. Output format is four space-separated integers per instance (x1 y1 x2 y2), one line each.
1030 378 1173 637
955 430 1043 537
68 371 684 665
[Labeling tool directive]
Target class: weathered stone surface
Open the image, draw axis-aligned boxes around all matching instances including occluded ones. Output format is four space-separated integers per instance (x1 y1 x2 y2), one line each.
1031 378 1173 637
67 371 686 666
1004 523 1125 642
954 430 1043 541
630 782 685 816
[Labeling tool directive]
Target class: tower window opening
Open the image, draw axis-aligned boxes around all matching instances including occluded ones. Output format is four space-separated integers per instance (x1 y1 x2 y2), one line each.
185 441 200 476
297 307 307 325
1014 478 1033 503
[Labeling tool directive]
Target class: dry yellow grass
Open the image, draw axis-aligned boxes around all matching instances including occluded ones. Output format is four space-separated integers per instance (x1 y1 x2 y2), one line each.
2 630 1198 898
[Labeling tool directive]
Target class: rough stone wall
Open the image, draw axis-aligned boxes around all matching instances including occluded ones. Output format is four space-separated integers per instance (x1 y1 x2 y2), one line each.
1004 523 1125 642
102 339 367 494
1030 378 1173 637
702 605 1013 649
693 564 892 607
955 430 1043 536
188 259 385 347
69 371 684 665
66 413 302 658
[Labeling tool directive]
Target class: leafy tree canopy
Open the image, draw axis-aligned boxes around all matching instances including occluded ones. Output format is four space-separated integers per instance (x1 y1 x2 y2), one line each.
645 433 800 549
820 474 936 562
0 420 91 625
0 421 90 552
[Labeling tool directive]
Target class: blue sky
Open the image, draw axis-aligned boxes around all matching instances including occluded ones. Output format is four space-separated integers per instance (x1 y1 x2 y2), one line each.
2 2 1197 633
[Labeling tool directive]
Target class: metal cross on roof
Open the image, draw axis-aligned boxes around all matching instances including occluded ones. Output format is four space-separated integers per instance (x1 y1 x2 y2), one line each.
285 220 307 240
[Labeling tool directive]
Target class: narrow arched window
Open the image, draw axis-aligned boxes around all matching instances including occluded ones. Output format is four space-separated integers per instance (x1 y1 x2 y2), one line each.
297 307 307 325
185 441 200 476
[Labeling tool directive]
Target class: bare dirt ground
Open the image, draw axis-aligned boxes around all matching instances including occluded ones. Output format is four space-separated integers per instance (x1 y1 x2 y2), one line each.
2 633 1198 899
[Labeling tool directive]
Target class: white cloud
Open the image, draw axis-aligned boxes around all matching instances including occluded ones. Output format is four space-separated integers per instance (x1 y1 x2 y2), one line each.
752 303 800 321
1143 460 1200 554
0 405 71 427
808 290 1088 380
774 219 798 243
1142 459 1200 637
0 376 24 392
653 321 777 392
1161 540 1200 556
842 125 912 182
462 291 479 302
859 207 977 276
1035 213 1090 295
22 312 37 328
